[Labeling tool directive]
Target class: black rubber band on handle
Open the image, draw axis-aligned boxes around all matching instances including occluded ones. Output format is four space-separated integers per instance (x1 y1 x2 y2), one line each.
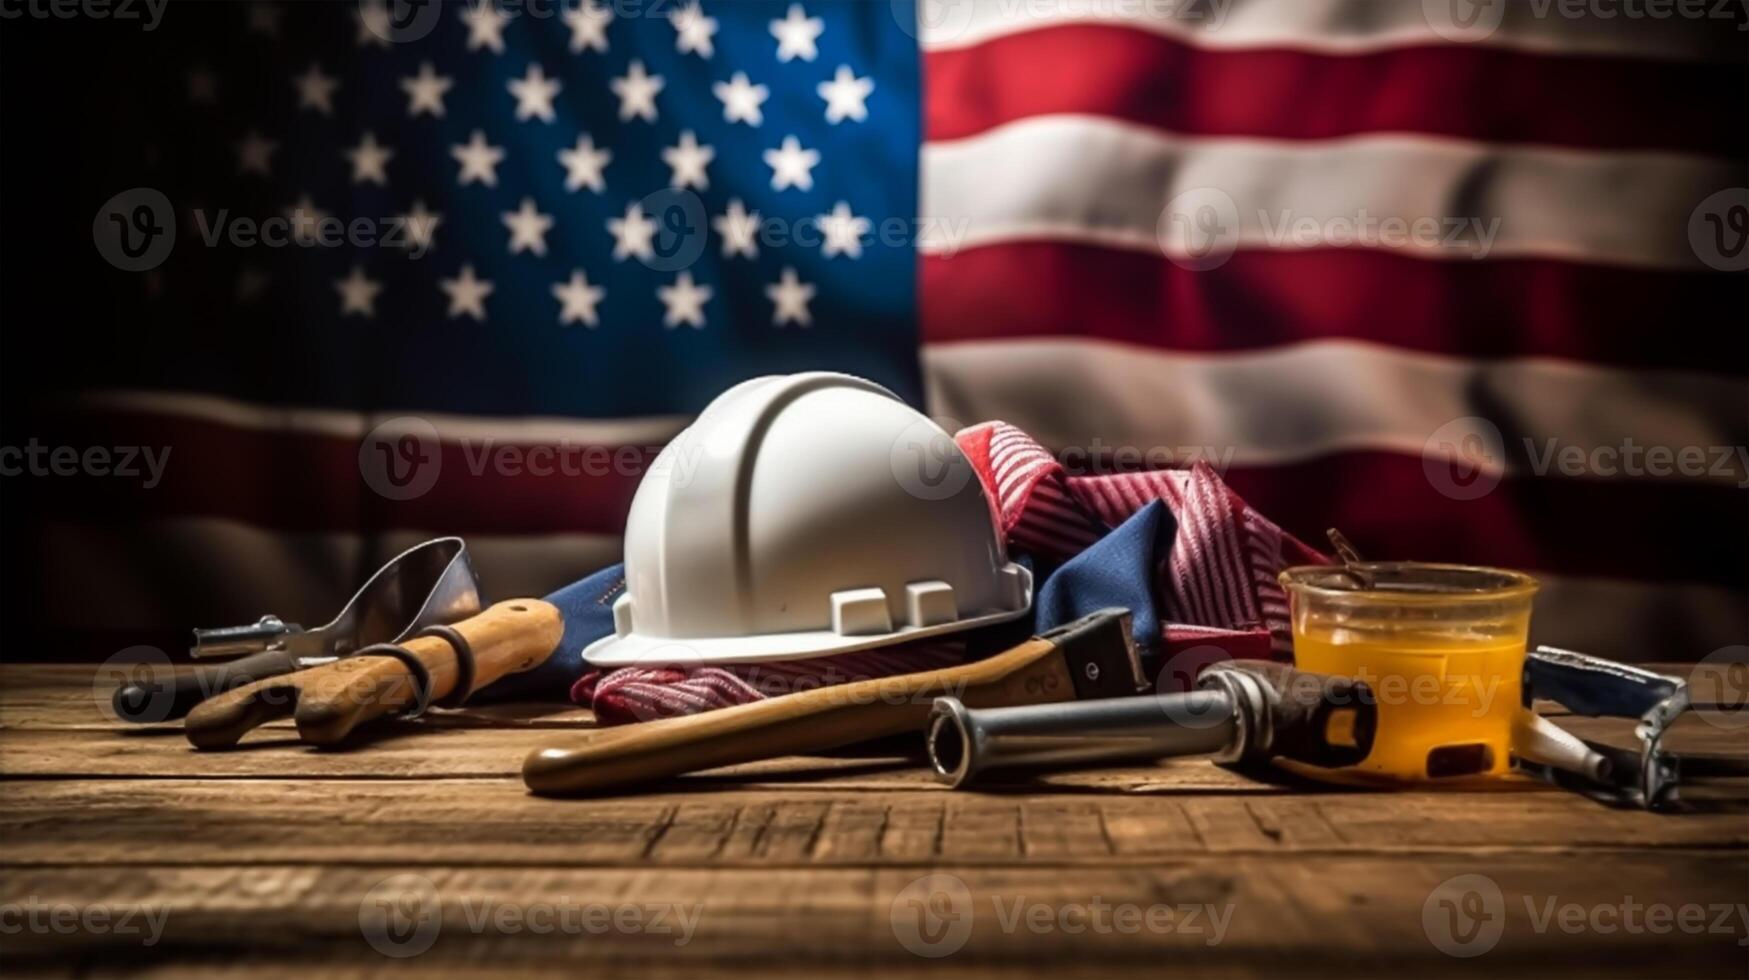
352 642 434 720
416 623 478 708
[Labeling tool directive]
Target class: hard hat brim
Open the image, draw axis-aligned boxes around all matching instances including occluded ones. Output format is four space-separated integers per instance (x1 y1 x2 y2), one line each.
583 564 1034 667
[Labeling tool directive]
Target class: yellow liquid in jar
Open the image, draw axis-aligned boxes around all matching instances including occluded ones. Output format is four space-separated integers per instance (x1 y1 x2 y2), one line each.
1292 628 1527 783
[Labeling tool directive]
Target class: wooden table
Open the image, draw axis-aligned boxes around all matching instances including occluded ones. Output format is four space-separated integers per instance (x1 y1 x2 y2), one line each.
3 663 1746 977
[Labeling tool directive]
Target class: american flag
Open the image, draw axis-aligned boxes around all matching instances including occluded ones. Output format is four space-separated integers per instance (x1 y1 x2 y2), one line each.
5 0 1744 662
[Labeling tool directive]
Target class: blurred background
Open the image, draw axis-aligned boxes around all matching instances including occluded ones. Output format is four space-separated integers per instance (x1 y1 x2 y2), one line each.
1 0 1744 664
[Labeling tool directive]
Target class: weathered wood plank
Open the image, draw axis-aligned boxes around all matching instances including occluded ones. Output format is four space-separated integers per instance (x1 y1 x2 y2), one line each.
1 858 1742 977
2 780 1743 868
0 727 1287 791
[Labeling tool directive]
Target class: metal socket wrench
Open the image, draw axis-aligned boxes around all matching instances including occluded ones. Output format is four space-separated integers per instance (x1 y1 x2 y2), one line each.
926 660 1378 788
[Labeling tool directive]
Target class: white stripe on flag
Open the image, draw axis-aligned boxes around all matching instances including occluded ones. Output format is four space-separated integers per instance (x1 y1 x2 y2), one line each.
924 338 1749 483
920 114 1737 270
69 389 690 447
916 0 1745 62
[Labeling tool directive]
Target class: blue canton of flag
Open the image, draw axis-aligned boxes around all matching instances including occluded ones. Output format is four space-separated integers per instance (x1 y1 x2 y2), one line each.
162 0 923 416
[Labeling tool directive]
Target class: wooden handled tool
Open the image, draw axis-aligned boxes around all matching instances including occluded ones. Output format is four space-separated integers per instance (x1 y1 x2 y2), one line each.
523 608 1146 795
184 599 563 749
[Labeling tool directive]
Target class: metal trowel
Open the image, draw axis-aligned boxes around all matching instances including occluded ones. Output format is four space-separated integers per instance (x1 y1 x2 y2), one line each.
111 537 482 722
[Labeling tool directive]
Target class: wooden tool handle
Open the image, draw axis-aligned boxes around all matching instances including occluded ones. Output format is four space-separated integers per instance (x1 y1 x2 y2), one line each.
184 675 303 749
295 599 563 745
184 599 563 749
522 634 1076 795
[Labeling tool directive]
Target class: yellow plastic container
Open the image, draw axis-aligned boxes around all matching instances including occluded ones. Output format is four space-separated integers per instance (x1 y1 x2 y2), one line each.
1279 563 1538 784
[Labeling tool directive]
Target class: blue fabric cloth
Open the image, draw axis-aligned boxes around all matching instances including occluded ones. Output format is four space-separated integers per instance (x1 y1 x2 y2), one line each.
1032 500 1173 669
479 500 1175 700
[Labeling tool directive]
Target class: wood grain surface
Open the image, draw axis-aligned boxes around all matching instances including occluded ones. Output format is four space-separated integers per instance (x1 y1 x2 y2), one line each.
1 664 1745 978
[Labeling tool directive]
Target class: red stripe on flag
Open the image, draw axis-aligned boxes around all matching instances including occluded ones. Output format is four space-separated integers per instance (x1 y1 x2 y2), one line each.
26 410 1747 589
31 410 647 537
1217 452 1746 590
921 244 1749 375
925 23 1748 156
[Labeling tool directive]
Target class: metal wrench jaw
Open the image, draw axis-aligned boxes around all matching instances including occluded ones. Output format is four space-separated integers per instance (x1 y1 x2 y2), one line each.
1516 645 1694 811
190 615 306 660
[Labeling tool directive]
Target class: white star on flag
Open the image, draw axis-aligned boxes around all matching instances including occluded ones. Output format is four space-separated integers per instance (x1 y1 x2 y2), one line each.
235 130 278 177
508 64 562 123
293 63 339 116
662 131 715 190
246 2 282 38
335 266 382 317
462 2 510 53
608 203 658 262
186 66 218 105
346 132 393 186
764 136 820 192
397 201 442 254
669 2 718 58
658 272 713 329
817 201 871 258
767 268 815 326
441 265 495 321
401 62 452 118
771 4 824 62
713 71 769 127
235 266 271 303
356 1 393 48
451 130 505 186
554 270 606 327
611 60 664 122
713 199 761 259
559 134 611 193
818 65 874 124
502 198 555 256
564 0 612 53
285 195 330 247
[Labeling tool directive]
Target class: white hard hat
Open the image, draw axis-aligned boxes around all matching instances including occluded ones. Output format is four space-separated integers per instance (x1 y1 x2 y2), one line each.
585 372 1033 666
